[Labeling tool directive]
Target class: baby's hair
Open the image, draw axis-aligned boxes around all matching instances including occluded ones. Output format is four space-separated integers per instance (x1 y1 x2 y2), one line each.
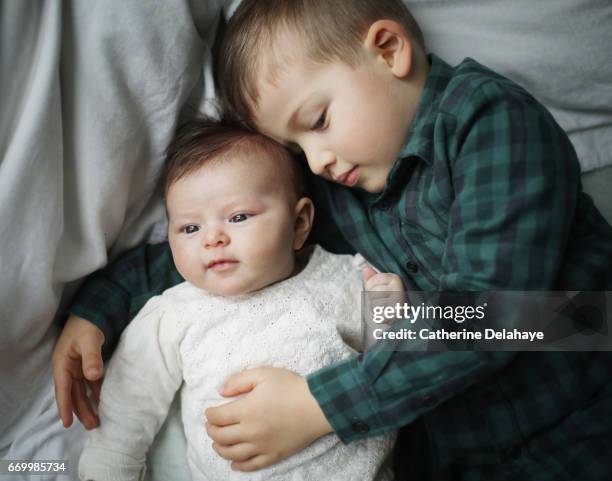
219 0 425 124
163 118 306 201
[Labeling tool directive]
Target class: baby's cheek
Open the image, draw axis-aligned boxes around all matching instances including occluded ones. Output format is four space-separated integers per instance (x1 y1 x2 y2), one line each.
173 249 199 284
252 233 292 274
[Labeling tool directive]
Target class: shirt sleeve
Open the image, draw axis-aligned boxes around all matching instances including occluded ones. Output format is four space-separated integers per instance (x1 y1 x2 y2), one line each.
69 241 183 358
308 79 580 443
78 296 184 481
309 348 514 442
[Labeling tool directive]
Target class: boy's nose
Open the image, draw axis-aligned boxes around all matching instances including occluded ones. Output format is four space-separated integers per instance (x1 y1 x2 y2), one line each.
308 149 336 177
203 228 229 248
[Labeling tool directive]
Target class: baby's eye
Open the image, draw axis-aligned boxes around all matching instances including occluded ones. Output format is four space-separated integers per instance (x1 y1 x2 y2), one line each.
311 110 327 131
183 225 199 234
229 213 251 223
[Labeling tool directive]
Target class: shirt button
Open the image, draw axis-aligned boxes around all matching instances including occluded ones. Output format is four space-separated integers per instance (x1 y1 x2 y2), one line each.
351 420 370 434
405 261 419 273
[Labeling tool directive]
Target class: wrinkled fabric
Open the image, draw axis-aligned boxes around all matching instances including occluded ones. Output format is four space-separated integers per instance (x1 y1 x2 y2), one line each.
0 1 223 477
405 0 612 172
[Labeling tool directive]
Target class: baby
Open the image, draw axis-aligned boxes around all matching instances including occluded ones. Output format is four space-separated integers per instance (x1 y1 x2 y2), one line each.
77 119 396 481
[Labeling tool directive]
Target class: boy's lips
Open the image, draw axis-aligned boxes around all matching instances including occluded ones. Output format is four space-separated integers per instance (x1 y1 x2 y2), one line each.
206 259 238 271
335 166 360 187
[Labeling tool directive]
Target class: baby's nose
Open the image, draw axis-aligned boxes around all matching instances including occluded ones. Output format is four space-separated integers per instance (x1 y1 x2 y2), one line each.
203 228 229 248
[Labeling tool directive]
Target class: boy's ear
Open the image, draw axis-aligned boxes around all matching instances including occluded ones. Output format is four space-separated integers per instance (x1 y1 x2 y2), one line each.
292 197 315 250
363 20 413 78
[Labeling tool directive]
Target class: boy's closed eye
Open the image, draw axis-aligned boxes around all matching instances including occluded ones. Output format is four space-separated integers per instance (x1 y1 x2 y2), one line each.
311 110 328 131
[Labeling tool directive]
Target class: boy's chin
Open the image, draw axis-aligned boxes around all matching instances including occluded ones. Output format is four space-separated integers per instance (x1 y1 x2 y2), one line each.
359 178 387 194
363 185 385 194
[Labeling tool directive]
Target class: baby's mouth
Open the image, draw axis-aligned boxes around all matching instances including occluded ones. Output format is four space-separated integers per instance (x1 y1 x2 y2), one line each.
207 259 239 271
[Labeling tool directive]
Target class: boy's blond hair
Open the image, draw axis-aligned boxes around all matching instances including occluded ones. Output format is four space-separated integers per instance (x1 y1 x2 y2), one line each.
220 0 425 124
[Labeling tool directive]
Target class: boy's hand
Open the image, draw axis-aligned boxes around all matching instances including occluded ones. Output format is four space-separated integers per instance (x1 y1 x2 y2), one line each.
362 266 404 292
205 367 333 472
363 266 406 314
52 314 105 429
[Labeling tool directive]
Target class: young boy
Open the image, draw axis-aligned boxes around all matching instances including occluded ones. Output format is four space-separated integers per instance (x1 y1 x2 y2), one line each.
55 0 612 479
211 0 612 479
77 119 396 481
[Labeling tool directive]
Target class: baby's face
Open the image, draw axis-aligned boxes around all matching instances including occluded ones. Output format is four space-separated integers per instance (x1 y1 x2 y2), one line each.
253 47 414 193
167 158 298 296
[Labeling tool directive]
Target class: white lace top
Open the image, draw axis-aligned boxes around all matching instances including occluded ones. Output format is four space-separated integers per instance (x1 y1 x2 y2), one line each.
79 246 394 481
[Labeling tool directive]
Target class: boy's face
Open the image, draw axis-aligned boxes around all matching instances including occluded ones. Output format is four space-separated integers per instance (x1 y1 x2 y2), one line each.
253 44 415 193
167 156 299 296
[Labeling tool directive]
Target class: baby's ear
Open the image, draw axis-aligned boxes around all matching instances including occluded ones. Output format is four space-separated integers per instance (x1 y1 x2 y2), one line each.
292 197 315 250
363 19 413 79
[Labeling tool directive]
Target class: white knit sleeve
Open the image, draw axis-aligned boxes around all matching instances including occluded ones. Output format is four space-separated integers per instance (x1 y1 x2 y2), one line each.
79 296 184 481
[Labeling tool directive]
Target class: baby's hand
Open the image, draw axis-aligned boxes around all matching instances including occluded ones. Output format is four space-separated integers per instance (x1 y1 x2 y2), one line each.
52 314 105 429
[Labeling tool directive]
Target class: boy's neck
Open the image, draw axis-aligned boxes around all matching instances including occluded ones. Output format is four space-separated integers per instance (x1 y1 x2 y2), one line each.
399 50 431 135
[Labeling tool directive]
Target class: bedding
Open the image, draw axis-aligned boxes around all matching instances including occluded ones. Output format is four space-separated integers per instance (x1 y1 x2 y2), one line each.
0 1 610 481
0 1 223 479
406 0 612 173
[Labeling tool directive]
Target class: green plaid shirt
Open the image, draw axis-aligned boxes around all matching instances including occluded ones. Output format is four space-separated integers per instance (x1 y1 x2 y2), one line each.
71 55 612 477
306 55 612 477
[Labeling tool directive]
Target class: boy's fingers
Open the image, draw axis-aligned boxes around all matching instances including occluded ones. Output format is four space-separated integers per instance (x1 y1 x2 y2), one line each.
366 283 390 292
81 352 103 381
79 335 104 381
89 380 102 408
220 368 263 397
231 454 272 472
366 274 405 292
71 380 91 427
53 368 73 428
362 266 378 282
205 401 241 426
72 380 99 430
206 422 249 446
212 442 257 462
365 279 392 292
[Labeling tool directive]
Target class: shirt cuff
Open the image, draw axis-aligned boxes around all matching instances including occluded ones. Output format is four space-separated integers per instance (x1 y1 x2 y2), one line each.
69 278 131 360
307 354 392 444
308 349 515 444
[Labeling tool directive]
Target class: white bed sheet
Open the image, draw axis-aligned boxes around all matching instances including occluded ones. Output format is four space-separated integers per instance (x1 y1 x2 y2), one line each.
1 1 611 481
0 1 223 479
